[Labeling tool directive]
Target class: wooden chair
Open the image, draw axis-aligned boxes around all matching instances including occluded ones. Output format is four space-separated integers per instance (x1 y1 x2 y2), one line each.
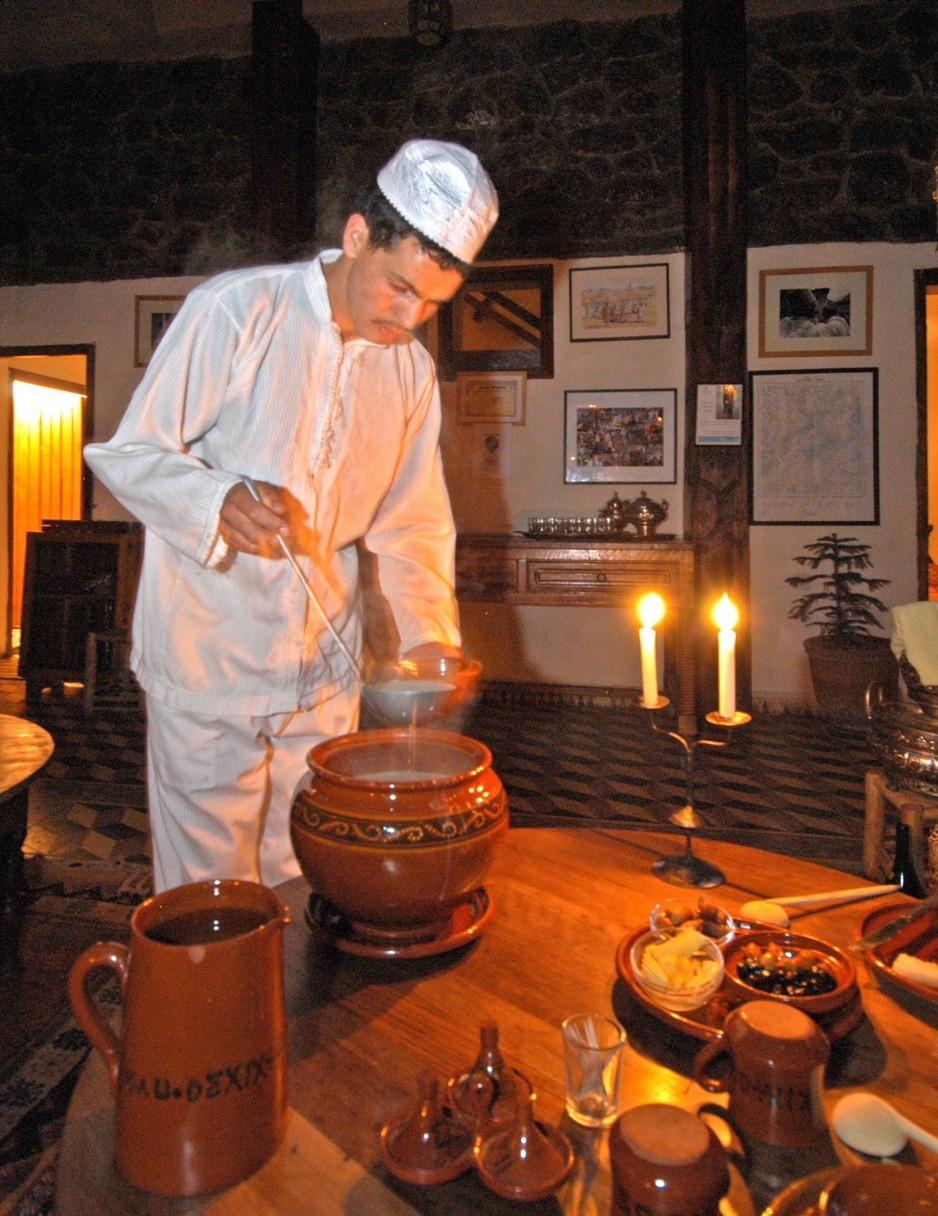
863 768 938 884
83 628 140 717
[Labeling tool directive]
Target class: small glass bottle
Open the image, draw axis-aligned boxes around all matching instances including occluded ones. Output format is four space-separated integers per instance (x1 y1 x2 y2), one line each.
891 821 926 899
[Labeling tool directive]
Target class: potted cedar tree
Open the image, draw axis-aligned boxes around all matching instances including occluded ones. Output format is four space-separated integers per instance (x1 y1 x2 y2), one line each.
786 533 899 718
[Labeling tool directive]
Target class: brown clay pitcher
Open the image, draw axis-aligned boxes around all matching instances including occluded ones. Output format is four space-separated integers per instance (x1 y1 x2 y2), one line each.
68 879 290 1196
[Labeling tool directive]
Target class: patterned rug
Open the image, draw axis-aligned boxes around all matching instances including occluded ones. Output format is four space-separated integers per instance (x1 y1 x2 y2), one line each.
460 687 875 875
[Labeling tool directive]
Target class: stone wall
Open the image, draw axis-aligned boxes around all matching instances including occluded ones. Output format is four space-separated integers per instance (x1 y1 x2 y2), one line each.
748 1 936 245
0 59 254 286
0 0 933 286
314 15 684 258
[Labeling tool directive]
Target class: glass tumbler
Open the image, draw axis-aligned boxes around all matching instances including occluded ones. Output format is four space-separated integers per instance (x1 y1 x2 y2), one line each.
561 1012 626 1128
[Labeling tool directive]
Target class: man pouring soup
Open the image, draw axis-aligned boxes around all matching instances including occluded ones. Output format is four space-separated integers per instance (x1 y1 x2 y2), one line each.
84 139 498 892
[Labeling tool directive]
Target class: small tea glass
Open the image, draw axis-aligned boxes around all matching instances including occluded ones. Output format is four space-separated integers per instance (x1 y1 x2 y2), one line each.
560 1012 626 1128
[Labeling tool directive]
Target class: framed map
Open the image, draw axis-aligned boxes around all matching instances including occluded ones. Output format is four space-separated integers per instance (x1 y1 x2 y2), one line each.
749 368 878 524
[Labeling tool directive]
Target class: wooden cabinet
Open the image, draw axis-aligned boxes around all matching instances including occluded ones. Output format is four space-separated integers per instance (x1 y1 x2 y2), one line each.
455 533 698 734
18 520 142 703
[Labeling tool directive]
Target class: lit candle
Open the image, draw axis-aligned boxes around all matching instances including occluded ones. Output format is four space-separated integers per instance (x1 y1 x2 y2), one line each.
713 594 739 719
638 593 665 708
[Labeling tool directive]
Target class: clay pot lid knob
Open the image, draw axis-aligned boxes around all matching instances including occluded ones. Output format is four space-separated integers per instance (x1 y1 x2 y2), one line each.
477 1021 506 1077
475 1088 574 1201
380 1072 474 1184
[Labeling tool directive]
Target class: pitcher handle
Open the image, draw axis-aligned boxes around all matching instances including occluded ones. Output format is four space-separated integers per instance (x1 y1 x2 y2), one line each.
692 1037 731 1094
67 941 129 1095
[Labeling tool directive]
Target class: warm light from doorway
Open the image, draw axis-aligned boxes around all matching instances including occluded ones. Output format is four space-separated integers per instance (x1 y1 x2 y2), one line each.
10 378 84 629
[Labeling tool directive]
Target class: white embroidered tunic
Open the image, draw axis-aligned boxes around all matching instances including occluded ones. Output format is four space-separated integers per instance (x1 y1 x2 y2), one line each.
84 251 460 715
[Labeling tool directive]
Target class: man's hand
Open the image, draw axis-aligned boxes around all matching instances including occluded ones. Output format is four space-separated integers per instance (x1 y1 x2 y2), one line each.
219 481 291 557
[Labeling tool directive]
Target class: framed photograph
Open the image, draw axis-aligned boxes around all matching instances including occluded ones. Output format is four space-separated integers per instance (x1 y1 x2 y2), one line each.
135 295 185 367
696 383 742 446
750 368 879 524
564 389 677 485
758 266 873 358
569 262 670 342
437 264 553 380
457 371 526 425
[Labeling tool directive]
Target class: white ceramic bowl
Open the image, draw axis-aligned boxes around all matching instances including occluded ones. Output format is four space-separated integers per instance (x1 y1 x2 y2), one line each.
364 658 482 727
630 929 725 1012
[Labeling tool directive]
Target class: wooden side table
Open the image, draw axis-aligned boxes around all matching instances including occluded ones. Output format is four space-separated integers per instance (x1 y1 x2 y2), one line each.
455 534 698 735
0 715 54 968
862 768 938 885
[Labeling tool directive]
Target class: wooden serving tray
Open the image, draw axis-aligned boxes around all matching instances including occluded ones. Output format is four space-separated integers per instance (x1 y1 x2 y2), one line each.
615 923 864 1043
857 901 938 1008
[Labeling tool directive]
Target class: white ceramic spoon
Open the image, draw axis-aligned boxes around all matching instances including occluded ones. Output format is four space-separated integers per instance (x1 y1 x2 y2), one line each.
832 1092 938 1158
739 884 899 928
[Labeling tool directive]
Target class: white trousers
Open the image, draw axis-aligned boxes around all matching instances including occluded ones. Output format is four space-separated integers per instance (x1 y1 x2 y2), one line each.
144 690 358 892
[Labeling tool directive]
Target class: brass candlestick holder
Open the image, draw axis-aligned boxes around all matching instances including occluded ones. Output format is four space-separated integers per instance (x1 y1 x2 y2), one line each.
640 696 751 888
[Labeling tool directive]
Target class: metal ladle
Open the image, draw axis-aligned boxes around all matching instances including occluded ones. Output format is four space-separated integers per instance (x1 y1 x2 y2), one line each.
239 477 457 725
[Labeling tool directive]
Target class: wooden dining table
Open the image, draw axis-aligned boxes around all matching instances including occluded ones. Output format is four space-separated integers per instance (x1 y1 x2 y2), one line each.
0 713 54 969
53 827 938 1215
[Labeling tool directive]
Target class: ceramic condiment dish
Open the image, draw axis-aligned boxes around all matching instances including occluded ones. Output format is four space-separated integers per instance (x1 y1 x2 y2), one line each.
631 927 725 1012
722 928 857 1016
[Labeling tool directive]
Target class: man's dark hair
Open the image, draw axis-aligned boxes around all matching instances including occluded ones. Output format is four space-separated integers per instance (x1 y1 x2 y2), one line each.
354 183 470 276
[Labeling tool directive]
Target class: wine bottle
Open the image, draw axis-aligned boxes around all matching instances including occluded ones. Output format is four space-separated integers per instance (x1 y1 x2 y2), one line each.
891 821 927 898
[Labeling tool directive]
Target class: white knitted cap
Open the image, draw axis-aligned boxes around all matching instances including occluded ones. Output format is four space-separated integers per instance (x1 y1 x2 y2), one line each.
376 139 498 264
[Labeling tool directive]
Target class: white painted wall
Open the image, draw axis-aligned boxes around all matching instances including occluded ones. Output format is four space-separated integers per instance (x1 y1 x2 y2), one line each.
441 254 685 690
1 239 935 703
0 275 205 521
747 243 937 711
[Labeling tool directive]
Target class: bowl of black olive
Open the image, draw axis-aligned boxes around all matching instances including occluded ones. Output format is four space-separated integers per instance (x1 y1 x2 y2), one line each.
722 928 858 1016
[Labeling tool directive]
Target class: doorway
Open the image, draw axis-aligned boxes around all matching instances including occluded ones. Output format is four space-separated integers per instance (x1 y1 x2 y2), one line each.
0 346 94 656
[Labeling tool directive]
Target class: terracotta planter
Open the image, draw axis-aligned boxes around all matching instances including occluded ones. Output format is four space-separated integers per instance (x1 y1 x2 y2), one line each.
804 635 899 719
291 729 507 949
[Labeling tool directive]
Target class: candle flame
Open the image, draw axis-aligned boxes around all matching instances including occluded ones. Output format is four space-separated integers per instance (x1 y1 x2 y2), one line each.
638 593 665 629
712 593 738 632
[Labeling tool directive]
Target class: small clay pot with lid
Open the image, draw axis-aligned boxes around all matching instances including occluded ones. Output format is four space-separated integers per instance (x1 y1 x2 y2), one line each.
380 1072 475 1185
609 1104 730 1216
448 1021 522 1132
